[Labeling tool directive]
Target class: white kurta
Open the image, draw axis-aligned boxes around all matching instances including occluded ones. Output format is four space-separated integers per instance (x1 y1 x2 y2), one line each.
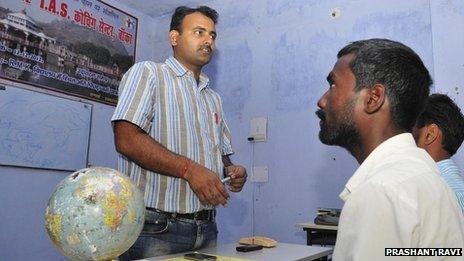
333 133 464 261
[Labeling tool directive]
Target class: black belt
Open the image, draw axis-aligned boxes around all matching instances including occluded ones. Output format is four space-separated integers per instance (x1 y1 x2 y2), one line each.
146 207 216 221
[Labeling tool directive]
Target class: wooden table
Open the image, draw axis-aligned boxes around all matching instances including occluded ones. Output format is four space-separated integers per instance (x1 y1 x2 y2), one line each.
296 223 338 246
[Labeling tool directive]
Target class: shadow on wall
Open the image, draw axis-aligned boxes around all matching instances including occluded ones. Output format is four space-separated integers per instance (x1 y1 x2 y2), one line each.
204 49 220 87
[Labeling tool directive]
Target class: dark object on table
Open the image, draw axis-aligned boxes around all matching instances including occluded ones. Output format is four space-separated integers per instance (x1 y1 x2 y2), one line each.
184 252 217 260
314 208 341 226
236 244 264 252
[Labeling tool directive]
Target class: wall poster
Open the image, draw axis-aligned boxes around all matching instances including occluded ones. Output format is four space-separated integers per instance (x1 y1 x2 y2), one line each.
0 0 138 105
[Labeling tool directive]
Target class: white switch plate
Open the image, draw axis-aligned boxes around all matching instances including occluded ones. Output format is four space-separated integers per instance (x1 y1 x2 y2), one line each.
252 166 268 182
250 117 267 142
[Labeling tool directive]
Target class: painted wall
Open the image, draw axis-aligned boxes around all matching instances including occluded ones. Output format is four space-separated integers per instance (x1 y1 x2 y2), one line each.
0 0 157 260
151 0 464 246
2 0 464 260
207 0 435 245
430 0 464 171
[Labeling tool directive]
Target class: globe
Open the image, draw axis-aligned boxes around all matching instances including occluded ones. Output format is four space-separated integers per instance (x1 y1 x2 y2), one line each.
45 167 145 261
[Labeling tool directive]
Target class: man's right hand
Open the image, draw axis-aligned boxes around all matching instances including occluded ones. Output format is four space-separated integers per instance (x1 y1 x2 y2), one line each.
184 161 230 207
114 121 229 206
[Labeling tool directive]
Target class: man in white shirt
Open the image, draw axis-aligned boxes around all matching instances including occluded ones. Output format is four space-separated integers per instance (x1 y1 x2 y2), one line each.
316 39 464 260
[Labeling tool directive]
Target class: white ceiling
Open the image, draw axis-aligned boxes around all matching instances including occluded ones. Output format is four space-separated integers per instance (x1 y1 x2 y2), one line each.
119 0 213 18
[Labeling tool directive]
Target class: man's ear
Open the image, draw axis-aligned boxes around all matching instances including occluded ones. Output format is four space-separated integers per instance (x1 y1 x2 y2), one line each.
364 84 386 114
423 123 440 146
169 30 179 46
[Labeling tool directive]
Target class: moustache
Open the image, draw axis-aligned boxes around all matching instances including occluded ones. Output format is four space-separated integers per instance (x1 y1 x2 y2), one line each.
315 109 325 121
199 45 212 52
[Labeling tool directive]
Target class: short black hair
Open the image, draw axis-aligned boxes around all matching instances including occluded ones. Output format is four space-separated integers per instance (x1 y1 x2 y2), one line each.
338 38 432 132
170 6 218 32
416 93 464 156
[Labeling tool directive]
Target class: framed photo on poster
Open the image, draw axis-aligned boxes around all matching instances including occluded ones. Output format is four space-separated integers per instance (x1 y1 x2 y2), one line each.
0 0 138 105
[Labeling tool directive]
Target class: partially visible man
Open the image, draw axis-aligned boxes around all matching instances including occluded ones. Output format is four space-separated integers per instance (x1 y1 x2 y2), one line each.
112 6 247 259
413 93 464 213
316 39 464 260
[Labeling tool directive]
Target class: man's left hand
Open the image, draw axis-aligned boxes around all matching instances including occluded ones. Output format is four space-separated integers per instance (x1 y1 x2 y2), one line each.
224 165 247 192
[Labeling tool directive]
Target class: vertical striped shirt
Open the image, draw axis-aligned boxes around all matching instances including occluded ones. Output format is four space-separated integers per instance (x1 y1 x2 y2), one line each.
111 57 233 213
437 158 464 213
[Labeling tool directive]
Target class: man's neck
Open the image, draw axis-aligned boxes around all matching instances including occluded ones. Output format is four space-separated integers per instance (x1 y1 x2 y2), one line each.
173 55 202 83
431 148 450 163
353 123 404 164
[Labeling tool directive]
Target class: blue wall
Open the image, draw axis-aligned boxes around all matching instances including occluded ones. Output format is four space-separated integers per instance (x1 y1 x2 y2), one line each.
2 0 464 259
207 0 436 244
151 0 464 245
0 0 157 260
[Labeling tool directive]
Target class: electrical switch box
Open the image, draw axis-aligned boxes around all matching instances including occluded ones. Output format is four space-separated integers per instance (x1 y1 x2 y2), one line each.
249 117 267 142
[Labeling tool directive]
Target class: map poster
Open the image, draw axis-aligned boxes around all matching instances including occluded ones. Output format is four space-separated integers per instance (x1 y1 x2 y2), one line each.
0 0 138 105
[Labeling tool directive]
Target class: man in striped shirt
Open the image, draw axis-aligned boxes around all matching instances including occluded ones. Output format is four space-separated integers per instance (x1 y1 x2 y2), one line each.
413 93 464 213
111 6 247 259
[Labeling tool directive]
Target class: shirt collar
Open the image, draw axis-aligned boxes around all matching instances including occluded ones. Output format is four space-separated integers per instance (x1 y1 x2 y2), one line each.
165 56 210 90
436 158 456 174
437 158 454 167
339 133 417 201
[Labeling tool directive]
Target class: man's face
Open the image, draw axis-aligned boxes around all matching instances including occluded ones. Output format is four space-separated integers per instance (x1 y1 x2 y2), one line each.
171 12 216 69
316 53 361 148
